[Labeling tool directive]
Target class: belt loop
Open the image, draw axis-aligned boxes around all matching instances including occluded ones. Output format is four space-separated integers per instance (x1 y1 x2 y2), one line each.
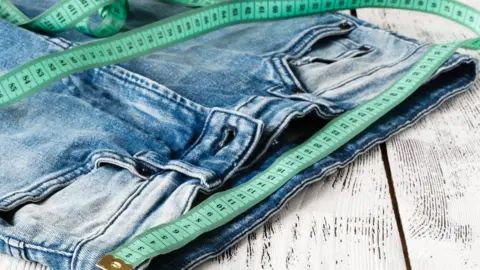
181 108 264 189
7 237 27 261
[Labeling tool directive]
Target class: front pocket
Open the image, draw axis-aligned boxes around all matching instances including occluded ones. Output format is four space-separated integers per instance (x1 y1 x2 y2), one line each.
267 18 375 116
0 161 154 255
268 14 422 118
287 36 376 96
0 150 153 213
287 35 375 67
278 20 377 96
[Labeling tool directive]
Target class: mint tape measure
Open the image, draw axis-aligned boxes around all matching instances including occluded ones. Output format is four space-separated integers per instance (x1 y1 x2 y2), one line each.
0 0 128 37
0 0 480 269
1 0 480 107
98 46 462 270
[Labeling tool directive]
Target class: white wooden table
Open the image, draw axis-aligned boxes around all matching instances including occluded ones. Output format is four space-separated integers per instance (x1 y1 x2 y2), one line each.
2 1 480 269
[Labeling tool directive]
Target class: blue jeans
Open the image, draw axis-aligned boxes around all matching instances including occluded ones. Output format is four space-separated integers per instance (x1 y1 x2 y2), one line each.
0 1 477 269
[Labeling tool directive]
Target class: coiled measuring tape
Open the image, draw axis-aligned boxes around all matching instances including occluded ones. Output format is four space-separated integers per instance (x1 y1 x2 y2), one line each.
1 0 480 269
0 0 128 37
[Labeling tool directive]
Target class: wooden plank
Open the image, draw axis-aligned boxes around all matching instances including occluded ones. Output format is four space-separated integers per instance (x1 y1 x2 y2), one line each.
0 154 406 270
0 152 406 270
198 149 406 270
357 0 480 269
0 253 47 270
7 1 471 269
1 4 411 270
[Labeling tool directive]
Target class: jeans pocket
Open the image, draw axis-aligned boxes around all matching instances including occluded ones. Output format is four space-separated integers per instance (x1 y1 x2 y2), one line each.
268 14 422 117
287 35 376 96
270 18 376 94
268 18 371 116
0 150 154 215
0 150 160 252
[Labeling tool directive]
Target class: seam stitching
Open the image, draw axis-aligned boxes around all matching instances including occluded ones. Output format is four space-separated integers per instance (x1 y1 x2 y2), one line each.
0 235 73 257
263 18 353 58
168 160 216 178
320 43 430 94
71 178 152 269
239 102 326 171
0 165 93 208
0 150 124 204
181 71 477 270
183 109 263 189
266 62 343 115
99 66 207 114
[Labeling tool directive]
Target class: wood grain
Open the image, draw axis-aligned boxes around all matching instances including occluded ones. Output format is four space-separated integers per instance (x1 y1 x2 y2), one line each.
0 253 47 270
358 0 480 269
1 6 409 270
198 149 406 270
4 1 480 269
0 151 406 270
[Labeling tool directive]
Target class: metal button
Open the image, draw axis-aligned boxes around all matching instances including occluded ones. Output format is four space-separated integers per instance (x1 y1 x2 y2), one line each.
339 21 352 30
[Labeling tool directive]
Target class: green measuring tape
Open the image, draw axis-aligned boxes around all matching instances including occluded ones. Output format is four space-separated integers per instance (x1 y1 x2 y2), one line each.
0 0 128 37
0 0 479 107
1 0 480 269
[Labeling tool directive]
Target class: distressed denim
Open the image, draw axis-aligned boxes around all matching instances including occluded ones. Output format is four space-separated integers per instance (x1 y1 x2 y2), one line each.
0 1 477 269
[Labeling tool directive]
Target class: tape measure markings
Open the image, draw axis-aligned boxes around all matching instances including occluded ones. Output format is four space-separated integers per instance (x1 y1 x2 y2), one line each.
0 0 479 269
1 0 480 107
0 0 127 37
0 1 29 24
98 41 460 269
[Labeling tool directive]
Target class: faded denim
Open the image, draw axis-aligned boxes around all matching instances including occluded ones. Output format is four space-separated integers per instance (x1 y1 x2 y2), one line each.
0 0 477 269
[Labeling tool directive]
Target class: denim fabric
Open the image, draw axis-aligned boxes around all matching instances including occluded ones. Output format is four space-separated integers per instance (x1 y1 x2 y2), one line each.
0 1 478 269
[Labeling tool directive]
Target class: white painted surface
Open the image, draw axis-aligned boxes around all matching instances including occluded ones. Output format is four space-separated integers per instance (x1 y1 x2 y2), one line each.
2 0 480 269
360 1 480 269
197 149 406 270
0 150 406 270
0 253 47 270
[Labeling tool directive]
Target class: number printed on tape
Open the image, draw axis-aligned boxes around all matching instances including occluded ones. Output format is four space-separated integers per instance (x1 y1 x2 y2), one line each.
0 0 480 269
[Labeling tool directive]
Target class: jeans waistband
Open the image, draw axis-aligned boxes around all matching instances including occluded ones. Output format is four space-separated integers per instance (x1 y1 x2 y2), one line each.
134 108 264 190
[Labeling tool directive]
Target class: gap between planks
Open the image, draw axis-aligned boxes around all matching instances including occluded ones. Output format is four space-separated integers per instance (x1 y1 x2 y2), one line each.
360 0 480 268
381 144 412 270
352 6 412 270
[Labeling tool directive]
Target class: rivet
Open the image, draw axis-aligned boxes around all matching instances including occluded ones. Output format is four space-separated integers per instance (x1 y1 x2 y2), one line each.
359 45 371 51
294 89 305 94
136 163 154 177
339 21 352 30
